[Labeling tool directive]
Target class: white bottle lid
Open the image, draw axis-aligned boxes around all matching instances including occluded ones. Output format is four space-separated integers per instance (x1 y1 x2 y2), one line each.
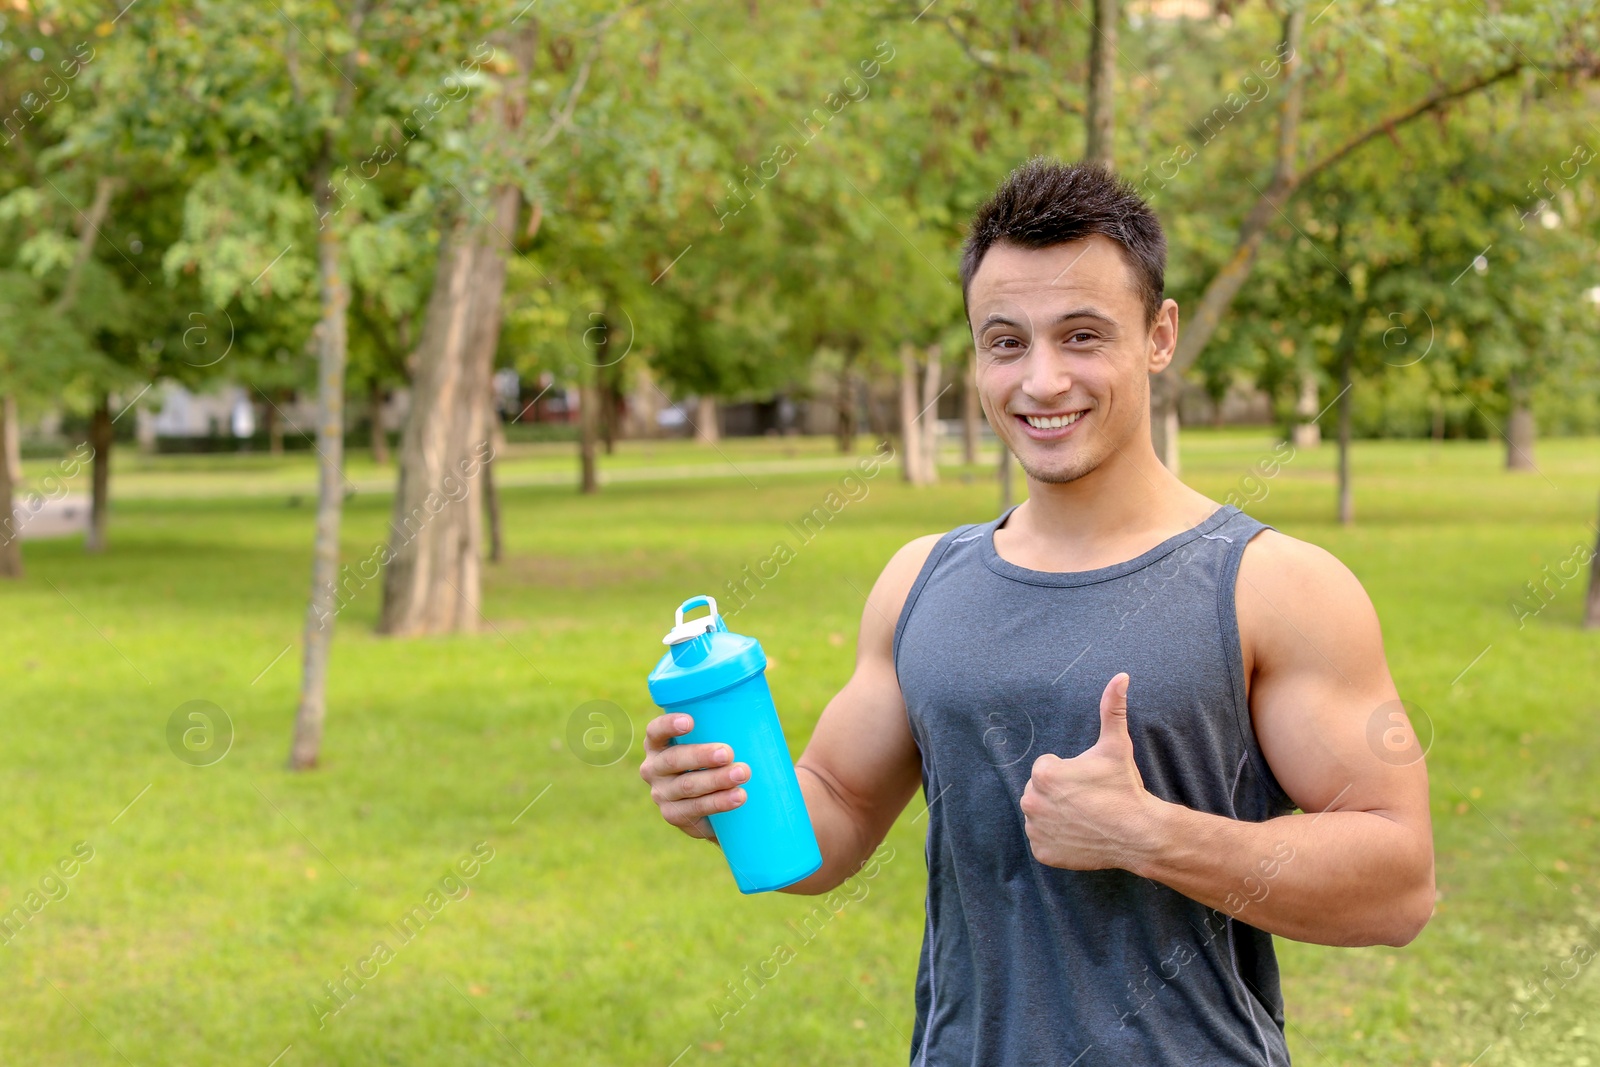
662 596 722 645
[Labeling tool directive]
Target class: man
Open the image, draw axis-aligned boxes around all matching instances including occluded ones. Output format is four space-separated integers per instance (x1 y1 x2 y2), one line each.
639 158 1434 1065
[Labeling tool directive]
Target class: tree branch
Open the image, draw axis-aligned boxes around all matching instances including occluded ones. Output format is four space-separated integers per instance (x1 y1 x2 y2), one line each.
935 14 1026 78
49 175 118 315
1295 60 1552 189
1169 3 1304 374
534 5 636 149
1169 49 1598 376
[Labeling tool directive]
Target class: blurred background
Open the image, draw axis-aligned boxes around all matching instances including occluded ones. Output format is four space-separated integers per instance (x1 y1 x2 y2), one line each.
2 0 1598 1064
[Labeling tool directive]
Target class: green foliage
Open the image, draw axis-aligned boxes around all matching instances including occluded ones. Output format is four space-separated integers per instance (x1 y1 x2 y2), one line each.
10 0 1598 440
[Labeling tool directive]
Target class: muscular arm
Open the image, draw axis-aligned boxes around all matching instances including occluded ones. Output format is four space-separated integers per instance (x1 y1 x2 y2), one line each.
781 536 936 894
1021 530 1435 947
1132 531 1435 945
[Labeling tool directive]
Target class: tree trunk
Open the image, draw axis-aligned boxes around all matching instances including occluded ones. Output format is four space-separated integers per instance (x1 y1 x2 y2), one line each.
898 342 923 485
999 441 1014 513
264 396 284 456
1085 0 1117 165
484 394 505 562
3 394 20 484
369 379 390 464
1506 367 1536 471
919 344 943 484
1334 306 1362 527
1153 5 1304 472
1292 358 1321 448
836 349 858 454
0 396 22 578
631 361 661 440
694 395 720 444
962 356 980 466
288 165 352 771
580 307 609 488
1149 371 1182 475
85 394 112 552
598 360 618 456
861 369 890 444
1584 494 1600 629
44 175 117 551
284 1 369 770
377 187 518 636
375 11 543 636
579 367 600 494
1336 365 1352 526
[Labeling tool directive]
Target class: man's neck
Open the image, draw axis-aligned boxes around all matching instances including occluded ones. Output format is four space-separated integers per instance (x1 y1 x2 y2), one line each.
1006 435 1214 562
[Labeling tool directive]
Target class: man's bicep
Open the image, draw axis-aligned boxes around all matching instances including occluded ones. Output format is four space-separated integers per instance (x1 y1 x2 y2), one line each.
795 535 939 845
1240 535 1428 821
800 654 923 844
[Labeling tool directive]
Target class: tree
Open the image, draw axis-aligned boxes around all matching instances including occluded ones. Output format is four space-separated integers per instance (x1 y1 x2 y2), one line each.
378 6 633 634
1228 45 1600 524
0 9 147 563
1586 498 1600 629
1148 0 1600 472
108 0 451 767
1085 0 1116 166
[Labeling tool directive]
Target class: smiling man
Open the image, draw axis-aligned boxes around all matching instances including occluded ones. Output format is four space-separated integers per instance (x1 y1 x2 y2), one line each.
640 158 1435 1065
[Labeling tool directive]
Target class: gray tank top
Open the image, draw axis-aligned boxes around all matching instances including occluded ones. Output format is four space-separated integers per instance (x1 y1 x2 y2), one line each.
893 502 1296 1066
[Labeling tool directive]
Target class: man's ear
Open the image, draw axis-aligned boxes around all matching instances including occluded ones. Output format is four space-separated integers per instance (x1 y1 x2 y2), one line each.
1147 299 1179 374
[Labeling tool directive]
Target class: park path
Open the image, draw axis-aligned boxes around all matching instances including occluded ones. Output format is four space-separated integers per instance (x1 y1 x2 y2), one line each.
86 452 928 502
10 492 90 540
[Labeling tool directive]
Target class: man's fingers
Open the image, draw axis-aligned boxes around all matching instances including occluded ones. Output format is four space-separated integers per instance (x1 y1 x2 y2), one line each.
639 713 744 841
661 787 747 827
651 742 733 776
640 715 734 781
643 712 694 753
654 763 751 805
1019 776 1039 817
1097 672 1132 747
683 816 719 844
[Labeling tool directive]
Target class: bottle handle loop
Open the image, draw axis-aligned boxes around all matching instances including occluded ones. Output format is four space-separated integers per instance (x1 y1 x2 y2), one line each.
662 595 728 645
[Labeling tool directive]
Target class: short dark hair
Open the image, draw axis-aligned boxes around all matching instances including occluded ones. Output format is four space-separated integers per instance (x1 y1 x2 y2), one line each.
959 157 1167 326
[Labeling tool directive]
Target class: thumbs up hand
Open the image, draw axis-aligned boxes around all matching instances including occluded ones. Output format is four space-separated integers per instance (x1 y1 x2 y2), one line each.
1021 673 1163 873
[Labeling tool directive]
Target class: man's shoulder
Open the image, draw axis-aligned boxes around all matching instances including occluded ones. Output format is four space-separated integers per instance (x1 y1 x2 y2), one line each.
1236 525 1384 671
895 530 956 564
870 526 978 625
1237 526 1366 599
881 531 956 592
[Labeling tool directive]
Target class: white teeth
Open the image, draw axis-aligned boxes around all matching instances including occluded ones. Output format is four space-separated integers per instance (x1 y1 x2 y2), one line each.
1023 411 1084 430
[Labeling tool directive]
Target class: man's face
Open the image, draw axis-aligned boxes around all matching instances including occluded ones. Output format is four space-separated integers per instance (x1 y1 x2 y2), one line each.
967 235 1176 484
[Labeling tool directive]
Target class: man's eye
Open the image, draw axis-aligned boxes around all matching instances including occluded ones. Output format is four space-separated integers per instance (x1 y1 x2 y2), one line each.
1068 331 1097 344
991 337 1023 350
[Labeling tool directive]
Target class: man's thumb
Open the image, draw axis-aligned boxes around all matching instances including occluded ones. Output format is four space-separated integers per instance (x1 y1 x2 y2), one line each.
1098 672 1132 747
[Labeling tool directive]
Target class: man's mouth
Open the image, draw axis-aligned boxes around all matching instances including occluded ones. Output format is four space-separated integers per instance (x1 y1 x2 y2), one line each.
1018 411 1087 430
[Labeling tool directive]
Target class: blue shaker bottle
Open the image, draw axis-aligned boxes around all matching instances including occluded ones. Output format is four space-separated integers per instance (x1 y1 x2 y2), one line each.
647 595 823 894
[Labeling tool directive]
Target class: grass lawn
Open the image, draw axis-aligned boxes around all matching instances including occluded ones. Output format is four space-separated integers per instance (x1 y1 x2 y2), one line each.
39 433 883 500
2 429 1597 1066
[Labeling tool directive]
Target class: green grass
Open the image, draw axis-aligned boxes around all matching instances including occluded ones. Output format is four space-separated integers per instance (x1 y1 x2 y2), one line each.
23 434 880 500
2 430 1598 1066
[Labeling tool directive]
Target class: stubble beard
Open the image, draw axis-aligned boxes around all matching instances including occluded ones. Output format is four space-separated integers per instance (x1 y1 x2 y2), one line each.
1015 446 1102 484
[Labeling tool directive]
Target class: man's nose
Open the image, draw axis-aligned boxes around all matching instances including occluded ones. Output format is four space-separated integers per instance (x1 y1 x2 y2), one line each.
1021 348 1073 403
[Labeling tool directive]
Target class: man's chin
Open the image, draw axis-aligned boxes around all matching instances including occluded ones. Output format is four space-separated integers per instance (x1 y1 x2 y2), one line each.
1015 454 1098 485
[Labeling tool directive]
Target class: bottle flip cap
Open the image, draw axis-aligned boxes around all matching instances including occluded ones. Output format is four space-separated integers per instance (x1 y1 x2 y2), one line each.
662 595 727 645
648 594 766 708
